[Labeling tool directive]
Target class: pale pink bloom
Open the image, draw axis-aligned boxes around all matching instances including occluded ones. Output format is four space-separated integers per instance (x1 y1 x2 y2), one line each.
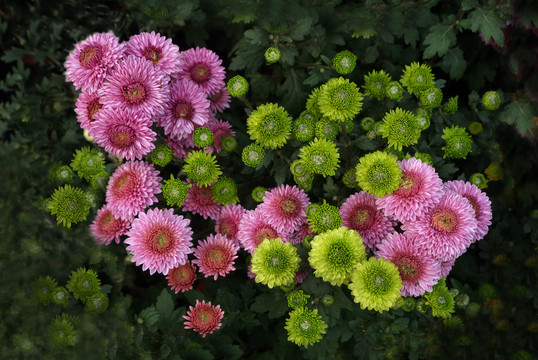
167 260 197 293
90 205 131 245
237 208 289 254
215 204 246 245
74 90 103 130
182 183 222 220
439 259 455 278
258 184 310 233
177 47 226 95
183 300 224 338
193 234 240 280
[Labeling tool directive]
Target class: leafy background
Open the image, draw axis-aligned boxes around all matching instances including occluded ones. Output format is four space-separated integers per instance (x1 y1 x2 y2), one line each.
1 0 537 359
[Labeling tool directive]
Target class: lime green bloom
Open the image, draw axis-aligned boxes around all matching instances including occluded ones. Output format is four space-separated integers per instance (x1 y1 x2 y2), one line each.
285 307 327 348
419 87 443 109
318 77 363 122
481 90 501 110
33 276 58 305
70 147 105 181
309 227 366 286
315 117 340 141
183 150 222 186
221 136 237 152
361 117 375 131
385 81 403 101
379 108 421 151
247 103 292 149
299 138 340 177
55 165 73 184
356 151 402 197
348 257 402 312
242 143 265 167
341 118 354 134
293 112 317 142
425 281 455 319
290 160 309 177
66 267 101 302
192 127 214 148
469 172 488 189
265 47 281 63
307 201 342 234
443 95 459 114
212 176 238 205
294 171 314 191
85 292 109 313
227 75 249 97
342 168 358 188
332 50 357 75
251 238 301 288
467 121 484 135
251 186 266 202
150 144 173 167
363 70 392 100
90 170 110 190
52 287 69 306
415 107 432 131
161 175 190 207
306 87 322 115
47 185 91 228
49 314 76 346
400 62 435 96
398 297 416 312
287 290 310 309
441 126 473 159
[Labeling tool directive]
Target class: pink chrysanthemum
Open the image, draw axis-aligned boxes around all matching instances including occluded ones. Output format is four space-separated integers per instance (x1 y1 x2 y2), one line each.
65 31 124 92
207 119 235 152
90 205 131 245
193 234 239 280
237 208 289 254
288 222 315 245
295 269 309 284
340 191 396 252
402 191 478 261
99 55 168 118
183 300 224 338
377 158 444 222
106 160 162 220
439 259 455 278
158 78 211 140
215 204 245 245
208 86 231 114
124 31 181 79
177 47 226 95
90 107 156 160
125 208 193 275
167 137 191 159
167 260 197 293
375 233 441 297
74 90 103 130
444 180 492 242
182 183 222 220
258 184 310 233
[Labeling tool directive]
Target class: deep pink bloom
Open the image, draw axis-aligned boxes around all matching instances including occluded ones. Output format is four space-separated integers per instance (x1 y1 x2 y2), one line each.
444 180 492 242
183 300 224 338
167 260 197 293
295 269 309 284
90 205 131 245
166 137 190 159
215 204 245 245
182 183 222 220
288 222 315 245
237 208 289 254
106 160 162 220
177 47 226 95
193 234 239 280
206 119 235 152
340 191 396 252
375 233 442 297
74 90 103 130
439 259 455 278
258 184 310 233
377 158 444 222
65 31 124 92
124 31 181 79
99 55 168 118
208 86 231 114
402 191 478 262
90 107 156 160
125 208 193 275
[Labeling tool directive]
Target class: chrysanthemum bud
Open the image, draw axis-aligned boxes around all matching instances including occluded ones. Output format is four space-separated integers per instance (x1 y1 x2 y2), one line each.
441 126 473 159
192 127 214 148
481 91 501 110
150 144 174 167
227 75 249 97
221 136 237 152
332 50 357 75
242 143 265 167
265 47 281 63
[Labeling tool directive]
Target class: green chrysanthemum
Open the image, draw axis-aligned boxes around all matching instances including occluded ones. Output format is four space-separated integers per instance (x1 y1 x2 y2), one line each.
90 170 110 190
342 168 359 188
385 81 403 101
13 334 33 353
455 293 470 308
212 176 238 205
398 297 416 312
481 90 501 110
49 314 76 347
315 117 340 141
288 290 310 309
192 127 214 148
227 75 249 97
85 292 109 313
52 287 70 306
247 103 292 149
415 107 432 131
443 95 459 114
251 238 301 288
425 281 455 319
33 276 58 305
441 126 473 159
379 108 421 151
265 47 281 63
251 186 266 202
70 147 106 181
161 175 190 207
293 112 317 142
299 138 340 177
321 294 334 306
404 152 433 167
306 87 322 115
356 151 402 197
332 50 357 75
285 307 327 348
385 146 404 161
55 165 73 184
363 70 392 100
242 143 265 167
307 201 342 234
309 227 366 286
48 185 91 228
318 77 363 122
150 144 173 167
290 160 309 177
294 172 314 191
348 257 402 312
467 121 484 135
469 172 488 189
66 267 101 302
221 136 237 152
341 118 354 134
361 117 375 131
419 87 443 109
183 150 222 186
400 62 435 96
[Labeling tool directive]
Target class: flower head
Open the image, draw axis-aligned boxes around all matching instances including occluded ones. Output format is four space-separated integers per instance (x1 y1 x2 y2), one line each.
238 208 289 253
247 103 292 149
441 125 473 159
167 260 197 293
287 290 310 309
33 276 57 305
299 138 340 177
48 185 91 228
182 182 222 220
212 176 238 205
207 119 235 152
424 281 455 318
85 292 109 313
74 90 103 130
208 86 231 114
183 300 224 337
66 267 101 302
251 238 301 288
385 81 403 101
285 308 327 348
183 150 222 187
258 184 310 233
356 151 402 198
400 62 435 96
469 172 488 189
192 127 214 148
90 205 131 245
71 147 106 182
227 75 249 97
251 186 266 202
161 175 190 207
318 77 363 122
49 314 77 346
193 234 239 280
443 95 459 114
215 204 245 244
177 47 226 95
315 117 340 141
481 90 501 110
419 87 443 109
379 108 421 151
332 50 357 75
150 144 173 167
307 201 342 234
242 143 265 167
265 47 281 63
363 70 391 100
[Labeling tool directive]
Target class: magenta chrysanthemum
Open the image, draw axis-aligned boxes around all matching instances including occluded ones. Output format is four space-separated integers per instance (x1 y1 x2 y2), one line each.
237 208 289 254
215 204 245 245
167 260 197 293
125 208 193 275
193 234 239 280
124 31 181 79
439 259 455 278
258 184 310 233
99 55 168 118
288 222 315 245
377 158 444 222
295 269 309 284
74 90 103 130
90 107 156 160
65 31 124 92
207 119 235 152
209 86 231 114
90 205 131 245
106 160 162 220
182 183 222 220
183 300 224 338
340 191 396 252
177 47 226 95
375 233 441 297
158 79 211 140
444 180 492 242
402 191 478 261
167 138 193 159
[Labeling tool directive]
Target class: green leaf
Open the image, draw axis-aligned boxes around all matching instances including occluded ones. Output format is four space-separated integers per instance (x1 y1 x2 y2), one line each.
462 0 478 11
500 101 536 136
244 27 267 45
363 45 378 64
138 306 160 327
279 45 298 67
251 292 288 319
289 17 313 41
467 8 505 46
438 47 467 79
156 289 174 318
423 24 456 59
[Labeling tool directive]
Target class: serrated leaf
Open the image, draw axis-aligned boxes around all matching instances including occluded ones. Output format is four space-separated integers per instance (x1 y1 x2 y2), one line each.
403 27 420 47
289 17 313 41
244 27 266 44
438 47 467 79
279 45 298 67
462 0 478 11
139 307 160 327
467 8 505 46
156 289 174 318
423 24 456 59
500 101 535 136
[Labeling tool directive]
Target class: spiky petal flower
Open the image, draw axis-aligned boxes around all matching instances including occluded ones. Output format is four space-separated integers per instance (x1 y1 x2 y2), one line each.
90 205 131 245
85 293 109 313
424 280 455 319
299 138 340 177
441 126 473 159
215 204 245 245
258 184 310 233
49 314 77 346
74 90 103 130
167 260 197 293
251 238 301 288
385 81 403 101
356 151 402 198
287 290 310 309
318 77 363 122
48 185 91 228
207 119 235 153
193 234 239 280
33 276 57 305
237 208 289 253
419 87 443 109
242 143 265 167
285 308 327 348
125 208 193 275
66 267 101 302
363 70 391 100
208 86 231 114
379 108 421 151
124 31 180 78
348 256 402 312
182 182 222 220
307 201 342 234
177 47 226 95
308 227 367 286
293 111 317 142
212 176 238 205
150 144 174 167
183 300 224 337
332 50 357 75
400 62 435 96
247 103 292 149
106 161 162 220
71 147 106 181
183 150 222 187
340 192 396 252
